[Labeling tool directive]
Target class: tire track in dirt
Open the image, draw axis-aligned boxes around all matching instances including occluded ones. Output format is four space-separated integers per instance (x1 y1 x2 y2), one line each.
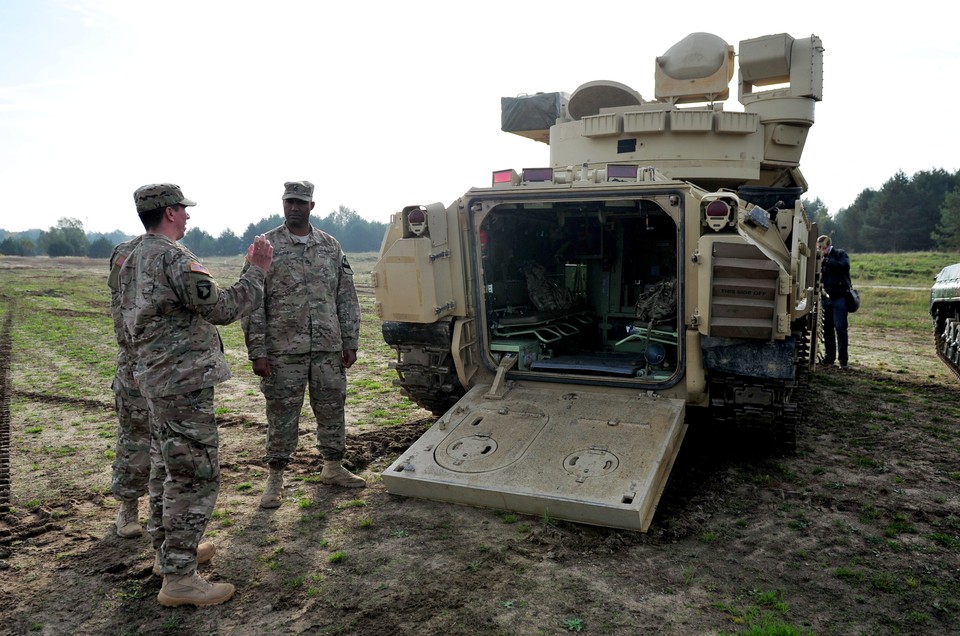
0 301 12 514
12 390 112 411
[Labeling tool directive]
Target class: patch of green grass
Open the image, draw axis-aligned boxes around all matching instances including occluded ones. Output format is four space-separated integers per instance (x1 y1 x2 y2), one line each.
336 499 366 509
752 589 788 612
236 482 253 491
328 551 347 563
561 617 584 632
358 518 373 528
884 515 917 538
25 426 43 434
257 546 285 571
870 573 900 593
116 580 148 600
788 517 811 532
928 533 960 549
908 611 930 624
834 567 864 585
161 611 183 630
853 455 885 471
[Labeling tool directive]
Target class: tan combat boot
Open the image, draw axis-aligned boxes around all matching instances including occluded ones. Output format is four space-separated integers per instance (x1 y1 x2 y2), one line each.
153 541 216 576
319 460 366 488
115 498 143 538
260 467 284 508
157 571 235 607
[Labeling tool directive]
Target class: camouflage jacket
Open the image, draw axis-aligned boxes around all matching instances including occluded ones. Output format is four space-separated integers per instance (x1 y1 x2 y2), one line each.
241 224 360 359
119 233 266 399
108 235 144 391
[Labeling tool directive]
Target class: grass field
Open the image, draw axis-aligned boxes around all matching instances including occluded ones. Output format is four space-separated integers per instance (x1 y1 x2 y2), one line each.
0 251 958 635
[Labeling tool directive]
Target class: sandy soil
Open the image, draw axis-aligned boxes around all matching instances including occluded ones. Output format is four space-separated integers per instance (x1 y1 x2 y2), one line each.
0 258 958 635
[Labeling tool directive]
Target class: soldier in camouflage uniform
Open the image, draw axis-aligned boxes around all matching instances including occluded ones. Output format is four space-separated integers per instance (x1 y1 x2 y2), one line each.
119 183 273 607
107 236 150 538
242 180 364 509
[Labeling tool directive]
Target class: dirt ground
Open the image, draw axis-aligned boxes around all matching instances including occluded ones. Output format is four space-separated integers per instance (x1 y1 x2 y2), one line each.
1 258 959 635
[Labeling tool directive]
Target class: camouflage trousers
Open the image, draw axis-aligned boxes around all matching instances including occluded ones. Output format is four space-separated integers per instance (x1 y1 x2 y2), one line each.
110 378 152 501
145 387 220 576
260 351 347 468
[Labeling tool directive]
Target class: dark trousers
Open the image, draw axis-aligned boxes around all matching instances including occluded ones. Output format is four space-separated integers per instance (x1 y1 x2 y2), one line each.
822 295 849 365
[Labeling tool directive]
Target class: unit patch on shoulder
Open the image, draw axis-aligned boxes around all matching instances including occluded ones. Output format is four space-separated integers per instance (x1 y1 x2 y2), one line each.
190 261 211 276
114 255 126 269
341 254 353 275
195 279 213 300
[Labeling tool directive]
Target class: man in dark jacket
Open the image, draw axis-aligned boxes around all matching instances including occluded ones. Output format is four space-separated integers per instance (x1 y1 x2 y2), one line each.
818 235 851 368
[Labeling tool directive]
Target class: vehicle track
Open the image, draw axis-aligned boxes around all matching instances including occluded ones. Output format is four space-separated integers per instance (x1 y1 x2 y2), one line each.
0 302 11 514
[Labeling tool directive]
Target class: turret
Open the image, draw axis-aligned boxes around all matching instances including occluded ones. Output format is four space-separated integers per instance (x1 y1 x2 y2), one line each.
501 33 824 194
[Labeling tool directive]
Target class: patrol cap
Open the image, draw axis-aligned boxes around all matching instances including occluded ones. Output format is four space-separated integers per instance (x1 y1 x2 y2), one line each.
283 180 314 202
134 183 197 214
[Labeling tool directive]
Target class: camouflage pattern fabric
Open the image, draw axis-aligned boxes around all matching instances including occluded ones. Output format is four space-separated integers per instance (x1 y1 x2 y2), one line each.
133 183 196 214
110 379 152 500
108 237 150 501
145 388 219 575
260 351 347 467
523 261 574 312
109 236 144 390
282 180 314 201
635 277 677 324
119 233 266 398
119 232 266 576
241 224 360 464
241 225 360 358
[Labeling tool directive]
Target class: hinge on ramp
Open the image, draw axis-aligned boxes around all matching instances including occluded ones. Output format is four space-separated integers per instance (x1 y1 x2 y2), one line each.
485 354 517 400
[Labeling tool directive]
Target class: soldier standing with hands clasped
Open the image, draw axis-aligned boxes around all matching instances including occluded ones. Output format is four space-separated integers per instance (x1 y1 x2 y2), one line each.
818 234 851 369
119 183 273 607
242 180 364 510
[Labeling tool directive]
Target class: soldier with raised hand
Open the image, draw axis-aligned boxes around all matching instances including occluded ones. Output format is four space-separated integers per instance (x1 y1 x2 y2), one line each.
119 183 273 607
242 180 364 510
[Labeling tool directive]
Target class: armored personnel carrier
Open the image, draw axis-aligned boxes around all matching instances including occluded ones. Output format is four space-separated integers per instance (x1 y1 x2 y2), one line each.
373 32 824 530
930 263 960 379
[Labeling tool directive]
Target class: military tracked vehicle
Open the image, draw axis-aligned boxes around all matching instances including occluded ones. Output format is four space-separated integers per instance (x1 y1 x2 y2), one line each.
930 263 960 379
373 32 824 531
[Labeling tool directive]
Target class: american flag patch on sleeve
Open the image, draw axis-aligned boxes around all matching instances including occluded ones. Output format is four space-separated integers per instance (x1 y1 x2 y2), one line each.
189 261 211 276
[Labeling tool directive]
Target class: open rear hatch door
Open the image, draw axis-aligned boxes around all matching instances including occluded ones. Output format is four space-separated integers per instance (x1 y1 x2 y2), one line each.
383 382 686 531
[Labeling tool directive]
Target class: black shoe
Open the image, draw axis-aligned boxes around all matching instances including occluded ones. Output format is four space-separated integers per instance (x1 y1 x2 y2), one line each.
819 359 835 366
839 363 849 369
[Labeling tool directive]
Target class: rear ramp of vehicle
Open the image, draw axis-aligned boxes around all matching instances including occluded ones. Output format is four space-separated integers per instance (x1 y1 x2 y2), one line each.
383 382 686 531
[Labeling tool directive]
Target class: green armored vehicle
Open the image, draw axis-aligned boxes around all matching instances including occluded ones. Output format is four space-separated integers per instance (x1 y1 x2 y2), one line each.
931 263 960 379
373 32 824 531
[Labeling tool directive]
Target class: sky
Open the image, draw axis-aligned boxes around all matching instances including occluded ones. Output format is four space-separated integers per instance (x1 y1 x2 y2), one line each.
1 0 958 238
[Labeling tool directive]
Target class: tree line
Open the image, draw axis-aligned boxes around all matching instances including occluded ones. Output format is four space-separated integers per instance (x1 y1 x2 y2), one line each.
0 206 387 258
810 168 960 252
5 170 960 257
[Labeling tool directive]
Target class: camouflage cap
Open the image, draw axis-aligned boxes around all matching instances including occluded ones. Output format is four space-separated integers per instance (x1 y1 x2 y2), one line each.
134 183 197 214
282 180 314 202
